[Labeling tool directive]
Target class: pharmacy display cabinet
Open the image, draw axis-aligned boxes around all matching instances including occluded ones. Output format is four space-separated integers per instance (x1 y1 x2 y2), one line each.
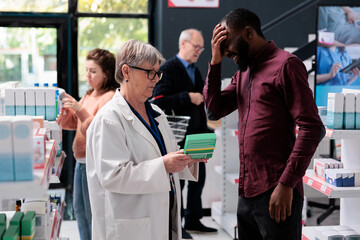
211 78 240 239
0 141 66 240
302 129 360 239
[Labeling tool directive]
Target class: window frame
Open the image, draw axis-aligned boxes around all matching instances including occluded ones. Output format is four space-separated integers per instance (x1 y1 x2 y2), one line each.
0 13 69 90
0 0 155 98
0 0 154 192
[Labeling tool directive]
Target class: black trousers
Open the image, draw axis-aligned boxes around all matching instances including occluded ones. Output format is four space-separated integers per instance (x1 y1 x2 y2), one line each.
237 187 303 240
180 162 206 223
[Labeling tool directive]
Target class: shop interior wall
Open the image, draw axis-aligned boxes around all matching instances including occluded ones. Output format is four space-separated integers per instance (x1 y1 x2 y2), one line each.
154 0 316 80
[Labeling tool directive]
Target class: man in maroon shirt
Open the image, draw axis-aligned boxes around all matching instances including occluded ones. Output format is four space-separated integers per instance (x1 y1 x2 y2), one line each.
203 8 325 240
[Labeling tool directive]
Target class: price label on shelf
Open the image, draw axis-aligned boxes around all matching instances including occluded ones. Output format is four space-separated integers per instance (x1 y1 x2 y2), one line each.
320 185 327 192
307 179 313 186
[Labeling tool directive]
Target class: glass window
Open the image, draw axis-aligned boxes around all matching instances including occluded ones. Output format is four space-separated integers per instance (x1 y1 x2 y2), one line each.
78 17 148 96
0 0 68 12
78 0 147 14
0 27 57 87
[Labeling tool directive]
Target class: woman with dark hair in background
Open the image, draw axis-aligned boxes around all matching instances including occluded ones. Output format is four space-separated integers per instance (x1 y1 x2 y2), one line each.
57 48 119 240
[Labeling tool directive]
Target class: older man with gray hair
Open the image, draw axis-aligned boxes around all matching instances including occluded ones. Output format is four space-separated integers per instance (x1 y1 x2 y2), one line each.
153 29 217 240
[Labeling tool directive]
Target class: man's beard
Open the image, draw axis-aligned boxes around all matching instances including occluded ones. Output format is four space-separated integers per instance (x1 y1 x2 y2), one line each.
236 37 250 71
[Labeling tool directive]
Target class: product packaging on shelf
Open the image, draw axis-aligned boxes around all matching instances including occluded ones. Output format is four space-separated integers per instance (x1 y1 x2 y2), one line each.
344 93 355 129
25 88 36 117
11 116 34 181
4 89 15 116
327 93 344 129
35 88 46 119
14 89 25 116
0 117 15 181
45 88 56 121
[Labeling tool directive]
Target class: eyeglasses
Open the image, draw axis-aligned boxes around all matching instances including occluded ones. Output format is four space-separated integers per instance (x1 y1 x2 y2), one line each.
186 41 205 52
129 65 163 81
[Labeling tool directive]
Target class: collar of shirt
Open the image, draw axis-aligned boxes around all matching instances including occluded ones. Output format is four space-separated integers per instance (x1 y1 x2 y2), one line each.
249 41 277 71
125 99 161 126
176 54 192 68
176 54 196 84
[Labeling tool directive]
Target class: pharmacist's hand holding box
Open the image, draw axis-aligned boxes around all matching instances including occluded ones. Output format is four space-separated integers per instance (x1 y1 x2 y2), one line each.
163 150 207 173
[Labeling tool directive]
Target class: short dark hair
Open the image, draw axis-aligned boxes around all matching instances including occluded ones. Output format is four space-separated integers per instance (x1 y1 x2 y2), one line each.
222 8 265 39
86 48 119 95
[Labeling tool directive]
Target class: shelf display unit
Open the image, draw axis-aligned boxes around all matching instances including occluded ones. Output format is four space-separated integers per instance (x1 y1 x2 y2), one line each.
211 77 239 239
50 152 66 184
302 129 360 239
0 139 66 240
0 141 60 199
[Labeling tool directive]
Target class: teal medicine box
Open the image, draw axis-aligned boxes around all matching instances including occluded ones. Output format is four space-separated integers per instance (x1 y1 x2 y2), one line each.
183 133 217 159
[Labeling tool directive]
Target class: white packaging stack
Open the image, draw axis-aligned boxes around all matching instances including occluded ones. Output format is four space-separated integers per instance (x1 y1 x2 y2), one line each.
320 231 344 240
14 88 25 116
315 226 345 240
0 116 15 181
25 88 36 116
35 88 46 118
45 88 56 121
11 116 34 181
46 121 62 156
342 89 360 130
333 226 360 240
324 168 360 187
356 93 360 129
5 88 15 116
325 168 343 187
314 158 343 181
344 93 356 129
327 93 344 129
339 230 360 240
343 169 360 187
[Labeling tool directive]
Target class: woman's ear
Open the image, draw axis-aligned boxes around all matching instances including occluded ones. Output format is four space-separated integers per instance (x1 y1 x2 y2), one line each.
122 64 130 79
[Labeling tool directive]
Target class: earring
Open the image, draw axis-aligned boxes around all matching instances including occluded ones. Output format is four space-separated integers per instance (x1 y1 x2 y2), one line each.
125 79 129 82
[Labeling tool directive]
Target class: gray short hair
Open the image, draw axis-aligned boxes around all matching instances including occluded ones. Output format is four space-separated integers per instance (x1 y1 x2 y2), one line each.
178 29 201 49
115 39 165 84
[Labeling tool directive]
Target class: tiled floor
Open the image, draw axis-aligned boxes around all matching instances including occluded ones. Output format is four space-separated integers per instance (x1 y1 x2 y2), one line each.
59 217 232 240
60 197 339 240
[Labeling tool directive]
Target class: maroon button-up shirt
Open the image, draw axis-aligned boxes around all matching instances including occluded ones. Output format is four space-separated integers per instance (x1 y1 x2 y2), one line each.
203 41 325 198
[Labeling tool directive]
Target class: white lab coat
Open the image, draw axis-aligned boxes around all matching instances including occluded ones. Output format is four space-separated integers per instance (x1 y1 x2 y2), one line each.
86 90 198 240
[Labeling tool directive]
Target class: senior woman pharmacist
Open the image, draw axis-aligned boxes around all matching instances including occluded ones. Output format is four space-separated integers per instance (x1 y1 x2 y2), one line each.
86 39 206 240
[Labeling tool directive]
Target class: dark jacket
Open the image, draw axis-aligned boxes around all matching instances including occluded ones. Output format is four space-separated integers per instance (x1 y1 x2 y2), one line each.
152 56 208 147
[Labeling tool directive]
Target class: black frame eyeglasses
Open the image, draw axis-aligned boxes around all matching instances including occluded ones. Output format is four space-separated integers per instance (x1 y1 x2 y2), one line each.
186 41 205 52
129 65 163 81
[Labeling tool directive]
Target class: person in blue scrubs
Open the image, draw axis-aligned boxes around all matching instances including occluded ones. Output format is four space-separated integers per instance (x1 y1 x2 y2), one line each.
316 46 360 85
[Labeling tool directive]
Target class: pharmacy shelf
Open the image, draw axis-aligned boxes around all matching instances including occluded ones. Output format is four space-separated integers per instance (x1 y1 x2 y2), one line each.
0 171 47 199
50 200 66 240
211 201 237 239
214 166 239 185
0 140 57 199
50 152 66 184
301 226 318 240
326 128 360 139
215 128 222 137
226 128 238 136
302 226 344 240
214 165 222 175
303 170 360 198
226 173 239 185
